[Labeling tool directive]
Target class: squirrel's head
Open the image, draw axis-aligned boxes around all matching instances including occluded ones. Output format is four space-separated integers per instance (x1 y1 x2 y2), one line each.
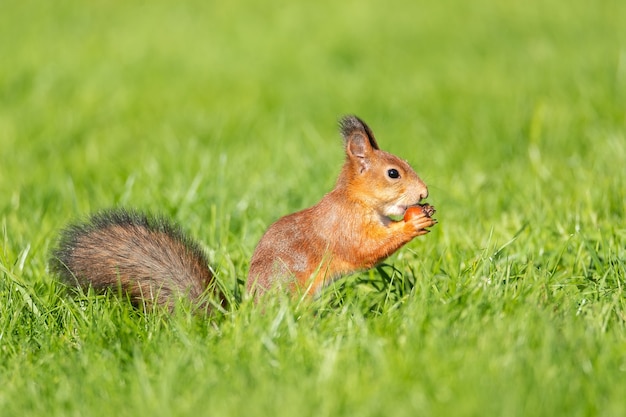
338 115 429 218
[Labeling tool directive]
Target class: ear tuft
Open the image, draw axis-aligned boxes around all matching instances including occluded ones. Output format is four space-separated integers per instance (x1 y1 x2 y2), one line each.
338 115 380 150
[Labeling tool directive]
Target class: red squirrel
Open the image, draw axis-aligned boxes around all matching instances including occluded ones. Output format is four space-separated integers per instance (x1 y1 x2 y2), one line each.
50 116 436 312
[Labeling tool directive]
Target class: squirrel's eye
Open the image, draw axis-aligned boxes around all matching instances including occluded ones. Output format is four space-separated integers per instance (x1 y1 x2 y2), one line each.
387 169 400 179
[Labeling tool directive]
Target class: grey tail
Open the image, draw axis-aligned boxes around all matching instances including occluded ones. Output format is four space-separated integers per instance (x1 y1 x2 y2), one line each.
50 209 226 313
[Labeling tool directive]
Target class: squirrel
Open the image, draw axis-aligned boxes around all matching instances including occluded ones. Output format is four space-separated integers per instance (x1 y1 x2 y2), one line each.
50 115 436 313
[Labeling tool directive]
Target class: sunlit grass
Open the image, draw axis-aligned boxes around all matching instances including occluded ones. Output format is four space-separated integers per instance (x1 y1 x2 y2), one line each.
1 0 625 416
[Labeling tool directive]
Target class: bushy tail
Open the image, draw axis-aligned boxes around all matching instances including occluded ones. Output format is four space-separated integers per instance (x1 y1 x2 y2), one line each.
50 209 226 313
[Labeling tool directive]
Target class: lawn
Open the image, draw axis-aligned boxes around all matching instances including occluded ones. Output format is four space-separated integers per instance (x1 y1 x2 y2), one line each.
1 0 625 416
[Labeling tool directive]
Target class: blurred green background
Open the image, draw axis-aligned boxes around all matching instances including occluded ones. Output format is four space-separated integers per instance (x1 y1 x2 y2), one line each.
1 0 625 416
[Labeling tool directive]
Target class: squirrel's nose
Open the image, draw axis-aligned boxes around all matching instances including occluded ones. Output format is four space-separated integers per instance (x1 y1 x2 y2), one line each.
420 188 429 201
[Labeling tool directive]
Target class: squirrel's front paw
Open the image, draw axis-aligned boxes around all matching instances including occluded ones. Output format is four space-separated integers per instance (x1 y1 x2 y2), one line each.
403 204 437 236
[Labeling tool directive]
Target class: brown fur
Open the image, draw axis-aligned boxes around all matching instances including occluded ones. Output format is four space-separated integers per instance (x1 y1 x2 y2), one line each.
247 115 435 296
50 210 225 312
50 115 436 309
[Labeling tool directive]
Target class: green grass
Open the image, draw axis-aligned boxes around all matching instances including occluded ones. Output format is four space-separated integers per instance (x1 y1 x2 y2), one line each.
1 0 625 415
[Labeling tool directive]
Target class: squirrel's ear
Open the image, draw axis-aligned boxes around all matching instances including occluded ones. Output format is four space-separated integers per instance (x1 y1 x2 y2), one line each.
339 115 380 153
339 115 379 173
